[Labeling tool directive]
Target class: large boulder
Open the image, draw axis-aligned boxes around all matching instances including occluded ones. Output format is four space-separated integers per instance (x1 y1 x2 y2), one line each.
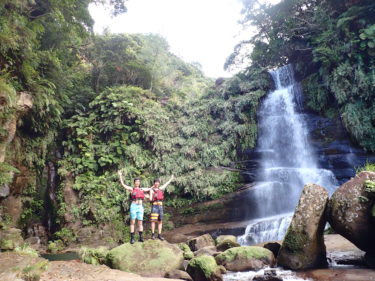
0 227 24 250
216 239 240 252
215 235 237 245
0 252 48 281
188 234 215 251
186 255 223 281
106 239 184 277
278 183 328 270
215 246 275 271
328 171 375 254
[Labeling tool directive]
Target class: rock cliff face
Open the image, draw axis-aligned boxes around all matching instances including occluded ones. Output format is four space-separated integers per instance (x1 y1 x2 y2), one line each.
0 92 34 227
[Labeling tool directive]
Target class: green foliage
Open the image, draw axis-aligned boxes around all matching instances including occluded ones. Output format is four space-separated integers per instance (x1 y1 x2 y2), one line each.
0 163 19 186
19 183 45 228
54 227 76 245
47 240 65 253
232 0 375 152
1 0 272 241
178 243 194 260
57 63 269 228
14 244 40 257
356 161 375 173
79 246 109 265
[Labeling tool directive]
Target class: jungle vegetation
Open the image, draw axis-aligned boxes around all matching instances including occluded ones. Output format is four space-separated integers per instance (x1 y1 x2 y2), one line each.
0 0 374 242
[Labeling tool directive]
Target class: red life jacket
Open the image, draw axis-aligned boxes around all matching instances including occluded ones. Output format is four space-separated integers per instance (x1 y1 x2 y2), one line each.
130 188 144 200
152 189 164 202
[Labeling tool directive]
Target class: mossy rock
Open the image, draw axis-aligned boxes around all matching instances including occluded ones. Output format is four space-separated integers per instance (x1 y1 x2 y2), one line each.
79 246 109 265
186 255 223 281
0 252 49 281
179 242 194 260
216 239 240 252
0 227 24 250
215 235 237 245
106 239 183 277
215 246 275 271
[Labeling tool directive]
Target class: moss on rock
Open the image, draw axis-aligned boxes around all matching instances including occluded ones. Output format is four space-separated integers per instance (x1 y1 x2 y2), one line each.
186 255 222 281
215 246 272 264
215 235 237 245
282 229 309 252
216 239 240 252
106 239 183 277
214 246 275 272
178 242 194 260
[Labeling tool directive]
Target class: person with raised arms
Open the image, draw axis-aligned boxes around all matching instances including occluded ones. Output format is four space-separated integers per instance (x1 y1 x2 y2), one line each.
149 175 174 240
117 170 151 244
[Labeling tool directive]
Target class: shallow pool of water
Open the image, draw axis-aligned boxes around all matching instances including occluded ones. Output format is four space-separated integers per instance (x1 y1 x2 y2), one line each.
41 251 79 261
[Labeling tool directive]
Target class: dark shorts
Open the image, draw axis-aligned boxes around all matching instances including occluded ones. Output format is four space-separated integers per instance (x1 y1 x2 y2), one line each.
150 204 164 222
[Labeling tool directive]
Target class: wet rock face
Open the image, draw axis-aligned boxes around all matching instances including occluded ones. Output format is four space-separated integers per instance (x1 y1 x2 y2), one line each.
278 183 329 270
328 171 375 254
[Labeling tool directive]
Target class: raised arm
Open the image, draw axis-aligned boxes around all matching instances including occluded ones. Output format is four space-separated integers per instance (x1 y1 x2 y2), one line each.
160 175 174 191
117 170 133 192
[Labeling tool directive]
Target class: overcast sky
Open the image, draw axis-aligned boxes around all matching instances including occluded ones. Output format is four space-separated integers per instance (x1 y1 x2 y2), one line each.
89 0 278 78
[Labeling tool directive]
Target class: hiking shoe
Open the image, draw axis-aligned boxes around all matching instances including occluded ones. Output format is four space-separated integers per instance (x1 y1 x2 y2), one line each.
157 234 165 241
151 233 156 240
130 237 135 244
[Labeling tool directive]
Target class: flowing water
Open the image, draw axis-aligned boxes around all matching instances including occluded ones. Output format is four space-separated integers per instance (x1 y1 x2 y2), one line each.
238 65 338 245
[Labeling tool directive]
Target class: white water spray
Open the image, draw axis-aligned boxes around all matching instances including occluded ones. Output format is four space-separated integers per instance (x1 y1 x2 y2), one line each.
238 65 338 245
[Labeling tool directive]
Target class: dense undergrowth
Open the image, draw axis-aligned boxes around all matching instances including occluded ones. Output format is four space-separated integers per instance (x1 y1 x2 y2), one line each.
0 0 374 243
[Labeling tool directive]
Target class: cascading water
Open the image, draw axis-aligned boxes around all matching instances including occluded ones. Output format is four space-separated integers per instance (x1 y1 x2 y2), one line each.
238 65 338 245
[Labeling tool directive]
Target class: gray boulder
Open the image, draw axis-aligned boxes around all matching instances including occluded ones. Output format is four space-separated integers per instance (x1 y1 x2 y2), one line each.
188 234 215 251
278 183 328 270
328 171 375 254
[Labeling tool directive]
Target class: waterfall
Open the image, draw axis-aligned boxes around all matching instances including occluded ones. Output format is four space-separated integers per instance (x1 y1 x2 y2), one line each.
239 65 338 245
